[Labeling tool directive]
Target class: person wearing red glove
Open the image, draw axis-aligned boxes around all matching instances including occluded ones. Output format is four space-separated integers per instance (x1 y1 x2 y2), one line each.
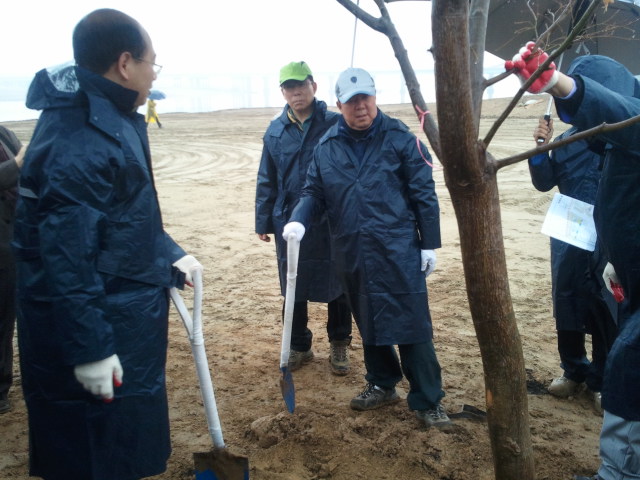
508 47 640 480
13 9 201 480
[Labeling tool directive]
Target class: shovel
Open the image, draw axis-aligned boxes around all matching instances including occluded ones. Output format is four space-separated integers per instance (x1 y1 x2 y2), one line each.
169 270 250 480
279 233 300 413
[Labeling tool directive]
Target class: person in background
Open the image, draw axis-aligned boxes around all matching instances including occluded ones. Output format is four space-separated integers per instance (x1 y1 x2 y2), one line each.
283 67 450 428
255 61 352 375
507 44 640 480
0 127 26 415
530 116 618 413
146 98 162 128
13 9 202 480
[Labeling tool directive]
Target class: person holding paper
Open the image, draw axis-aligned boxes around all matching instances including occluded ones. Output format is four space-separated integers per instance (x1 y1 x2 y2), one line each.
530 116 618 413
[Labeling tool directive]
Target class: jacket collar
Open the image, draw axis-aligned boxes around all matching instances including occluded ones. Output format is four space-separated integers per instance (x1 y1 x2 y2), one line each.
75 66 140 113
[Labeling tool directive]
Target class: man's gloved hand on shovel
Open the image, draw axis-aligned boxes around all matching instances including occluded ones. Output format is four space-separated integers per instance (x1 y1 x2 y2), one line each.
282 222 306 242
173 254 203 287
505 41 560 94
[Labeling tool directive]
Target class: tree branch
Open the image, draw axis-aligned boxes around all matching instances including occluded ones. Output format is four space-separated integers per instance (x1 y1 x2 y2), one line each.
495 113 640 170
482 0 600 148
336 0 442 158
468 0 490 130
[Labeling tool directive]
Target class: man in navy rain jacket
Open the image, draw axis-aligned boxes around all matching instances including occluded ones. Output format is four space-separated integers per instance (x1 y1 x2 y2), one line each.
283 68 450 428
508 46 640 480
13 9 202 480
529 118 618 411
255 61 352 375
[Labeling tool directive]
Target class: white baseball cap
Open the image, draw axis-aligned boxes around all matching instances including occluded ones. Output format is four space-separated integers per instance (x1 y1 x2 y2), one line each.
335 67 376 103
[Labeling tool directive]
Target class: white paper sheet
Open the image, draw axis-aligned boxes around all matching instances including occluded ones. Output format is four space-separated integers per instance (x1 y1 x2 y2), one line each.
541 192 597 251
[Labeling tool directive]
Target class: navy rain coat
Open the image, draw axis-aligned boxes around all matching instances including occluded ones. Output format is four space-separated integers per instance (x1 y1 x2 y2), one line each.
555 55 640 420
255 99 342 302
290 111 441 345
528 130 617 331
13 65 186 480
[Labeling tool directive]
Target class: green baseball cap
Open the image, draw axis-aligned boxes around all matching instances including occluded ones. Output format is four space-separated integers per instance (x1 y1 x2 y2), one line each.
279 61 313 85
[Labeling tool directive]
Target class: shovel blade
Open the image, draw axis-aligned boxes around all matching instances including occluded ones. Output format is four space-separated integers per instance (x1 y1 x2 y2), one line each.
279 366 295 413
194 448 249 480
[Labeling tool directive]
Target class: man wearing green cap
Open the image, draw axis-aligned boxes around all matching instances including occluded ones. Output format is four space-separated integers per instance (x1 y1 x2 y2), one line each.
256 61 353 375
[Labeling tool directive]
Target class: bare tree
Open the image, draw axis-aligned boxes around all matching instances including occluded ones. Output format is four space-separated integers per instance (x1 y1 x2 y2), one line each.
336 0 640 479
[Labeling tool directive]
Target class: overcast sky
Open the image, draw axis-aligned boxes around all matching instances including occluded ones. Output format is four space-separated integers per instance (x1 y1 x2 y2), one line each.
4 0 510 77
1 1 521 121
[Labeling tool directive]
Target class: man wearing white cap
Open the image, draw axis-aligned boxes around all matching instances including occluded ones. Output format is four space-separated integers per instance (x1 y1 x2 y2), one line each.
283 67 450 428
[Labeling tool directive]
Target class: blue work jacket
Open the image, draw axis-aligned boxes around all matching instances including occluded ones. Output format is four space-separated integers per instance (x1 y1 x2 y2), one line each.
528 130 616 331
255 99 342 302
13 64 185 480
291 111 440 345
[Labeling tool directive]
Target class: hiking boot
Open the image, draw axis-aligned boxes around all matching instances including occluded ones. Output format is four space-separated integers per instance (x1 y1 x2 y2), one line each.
288 349 314 371
329 339 350 375
350 383 400 411
548 375 582 398
0 398 11 414
416 403 453 428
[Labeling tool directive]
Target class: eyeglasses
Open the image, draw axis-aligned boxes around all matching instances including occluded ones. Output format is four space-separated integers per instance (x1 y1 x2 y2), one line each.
135 57 163 75
281 79 311 91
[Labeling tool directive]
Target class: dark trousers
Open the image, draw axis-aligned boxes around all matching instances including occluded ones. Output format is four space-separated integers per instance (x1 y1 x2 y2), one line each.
559 321 617 392
0 264 16 400
285 294 352 352
559 290 619 392
363 341 444 411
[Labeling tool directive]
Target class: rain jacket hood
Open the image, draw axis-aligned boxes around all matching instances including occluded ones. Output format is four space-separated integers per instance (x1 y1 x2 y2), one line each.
26 63 140 114
567 55 640 98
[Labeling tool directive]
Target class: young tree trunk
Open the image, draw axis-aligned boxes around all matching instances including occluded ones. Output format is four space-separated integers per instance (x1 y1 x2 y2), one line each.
431 1 534 478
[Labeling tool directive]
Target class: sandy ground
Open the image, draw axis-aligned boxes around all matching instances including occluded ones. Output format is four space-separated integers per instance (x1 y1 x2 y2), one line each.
0 97 605 479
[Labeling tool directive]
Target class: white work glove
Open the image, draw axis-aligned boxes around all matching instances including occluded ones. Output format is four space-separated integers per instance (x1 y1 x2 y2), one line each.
282 222 305 242
504 42 559 94
602 262 625 303
173 254 203 287
74 353 123 402
421 249 437 277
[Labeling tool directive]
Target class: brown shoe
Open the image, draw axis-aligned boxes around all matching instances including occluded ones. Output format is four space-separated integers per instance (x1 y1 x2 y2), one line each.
329 339 350 375
288 349 314 371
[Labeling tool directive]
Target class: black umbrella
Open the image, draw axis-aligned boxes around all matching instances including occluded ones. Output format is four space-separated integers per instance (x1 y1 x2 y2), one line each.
486 0 640 74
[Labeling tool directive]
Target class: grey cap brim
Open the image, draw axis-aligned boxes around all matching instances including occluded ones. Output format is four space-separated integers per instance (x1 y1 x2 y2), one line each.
337 88 376 103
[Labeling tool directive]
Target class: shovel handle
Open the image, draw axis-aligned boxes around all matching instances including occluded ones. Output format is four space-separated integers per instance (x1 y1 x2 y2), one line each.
280 236 300 368
170 270 225 449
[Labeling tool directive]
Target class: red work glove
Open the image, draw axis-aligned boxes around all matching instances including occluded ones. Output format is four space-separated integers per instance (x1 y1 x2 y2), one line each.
505 42 559 94
603 262 625 303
